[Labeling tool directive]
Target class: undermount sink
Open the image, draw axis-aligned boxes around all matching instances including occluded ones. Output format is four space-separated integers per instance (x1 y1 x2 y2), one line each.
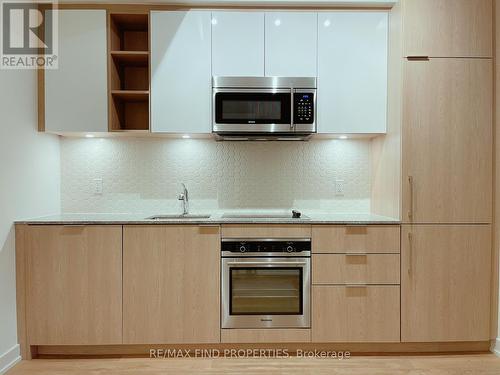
146 214 211 220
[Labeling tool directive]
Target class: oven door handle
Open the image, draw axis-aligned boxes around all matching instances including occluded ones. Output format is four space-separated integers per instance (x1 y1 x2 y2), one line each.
226 261 308 266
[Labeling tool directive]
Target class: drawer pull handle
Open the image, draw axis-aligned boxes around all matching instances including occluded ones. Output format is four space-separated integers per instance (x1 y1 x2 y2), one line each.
345 253 367 256
346 284 367 288
345 226 368 235
408 232 413 276
408 176 414 221
407 56 430 61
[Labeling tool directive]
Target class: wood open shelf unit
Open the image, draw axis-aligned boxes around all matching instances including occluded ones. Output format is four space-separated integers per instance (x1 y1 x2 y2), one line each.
108 12 150 132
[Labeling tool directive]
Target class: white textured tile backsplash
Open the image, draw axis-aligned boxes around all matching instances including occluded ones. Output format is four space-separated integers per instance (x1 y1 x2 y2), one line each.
61 138 371 214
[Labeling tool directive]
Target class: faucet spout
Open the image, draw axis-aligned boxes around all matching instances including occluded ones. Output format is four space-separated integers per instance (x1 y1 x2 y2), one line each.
178 183 189 215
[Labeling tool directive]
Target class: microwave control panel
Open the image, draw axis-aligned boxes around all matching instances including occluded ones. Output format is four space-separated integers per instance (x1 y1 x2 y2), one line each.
293 93 315 124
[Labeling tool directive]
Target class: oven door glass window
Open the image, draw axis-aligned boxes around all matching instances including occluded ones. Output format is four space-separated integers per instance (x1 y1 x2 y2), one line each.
215 92 291 124
229 267 303 315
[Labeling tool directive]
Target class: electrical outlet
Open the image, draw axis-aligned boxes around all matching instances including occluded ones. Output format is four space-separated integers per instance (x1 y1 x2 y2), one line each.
93 178 103 195
335 179 345 196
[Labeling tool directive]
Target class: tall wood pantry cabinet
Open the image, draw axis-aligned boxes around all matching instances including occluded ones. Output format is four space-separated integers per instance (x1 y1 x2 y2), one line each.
398 0 493 343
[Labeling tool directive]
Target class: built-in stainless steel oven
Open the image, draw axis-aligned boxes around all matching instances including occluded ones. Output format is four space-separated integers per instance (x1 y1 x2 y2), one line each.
221 238 311 329
213 77 317 139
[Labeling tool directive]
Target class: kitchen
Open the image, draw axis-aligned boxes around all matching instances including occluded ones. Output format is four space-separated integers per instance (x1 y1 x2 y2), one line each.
0 0 499 374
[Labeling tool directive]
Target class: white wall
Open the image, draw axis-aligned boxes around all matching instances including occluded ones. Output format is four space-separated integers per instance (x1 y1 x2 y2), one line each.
61 137 372 214
0 69 61 372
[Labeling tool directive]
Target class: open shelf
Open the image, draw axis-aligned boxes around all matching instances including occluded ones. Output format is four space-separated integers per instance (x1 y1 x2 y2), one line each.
111 90 149 100
110 96 149 132
109 13 149 52
110 62 149 91
110 51 149 65
108 12 150 132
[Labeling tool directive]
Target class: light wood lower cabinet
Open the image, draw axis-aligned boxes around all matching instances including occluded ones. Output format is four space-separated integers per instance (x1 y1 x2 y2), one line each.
401 225 491 342
313 254 400 285
312 225 400 254
24 225 123 345
18 222 493 349
123 225 220 344
312 286 400 343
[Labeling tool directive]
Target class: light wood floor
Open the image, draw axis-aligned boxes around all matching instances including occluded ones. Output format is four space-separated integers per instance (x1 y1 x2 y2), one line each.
7 355 500 375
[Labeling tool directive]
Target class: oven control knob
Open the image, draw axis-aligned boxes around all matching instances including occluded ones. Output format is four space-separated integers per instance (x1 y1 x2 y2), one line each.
239 245 247 253
286 245 294 253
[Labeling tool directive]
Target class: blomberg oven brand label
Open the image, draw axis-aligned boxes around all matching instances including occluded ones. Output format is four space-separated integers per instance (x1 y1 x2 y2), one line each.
1 1 58 69
149 348 351 360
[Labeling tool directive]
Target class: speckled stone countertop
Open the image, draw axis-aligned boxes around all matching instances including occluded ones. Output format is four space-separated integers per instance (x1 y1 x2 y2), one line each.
16 212 400 225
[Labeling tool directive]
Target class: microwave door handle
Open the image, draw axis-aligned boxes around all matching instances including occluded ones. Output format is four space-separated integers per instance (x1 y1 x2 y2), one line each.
290 89 294 130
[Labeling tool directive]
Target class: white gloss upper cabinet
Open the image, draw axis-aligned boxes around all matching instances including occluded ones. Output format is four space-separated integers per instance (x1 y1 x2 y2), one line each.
151 11 212 133
265 12 318 77
318 12 388 134
212 12 265 76
45 10 108 133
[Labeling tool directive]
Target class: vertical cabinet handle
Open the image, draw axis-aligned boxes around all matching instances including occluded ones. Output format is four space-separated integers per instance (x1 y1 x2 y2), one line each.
407 176 414 221
407 232 413 276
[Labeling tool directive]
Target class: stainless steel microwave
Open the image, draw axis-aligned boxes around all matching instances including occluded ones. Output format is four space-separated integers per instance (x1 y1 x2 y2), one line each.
212 77 317 140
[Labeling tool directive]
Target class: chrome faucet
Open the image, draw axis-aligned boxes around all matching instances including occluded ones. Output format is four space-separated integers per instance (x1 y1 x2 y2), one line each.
177 183 189 215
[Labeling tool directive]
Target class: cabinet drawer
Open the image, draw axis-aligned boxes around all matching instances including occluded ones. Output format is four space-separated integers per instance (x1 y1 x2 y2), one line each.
313 254 400 285
221 225 311 239
312 286 400 343
312 225 400 253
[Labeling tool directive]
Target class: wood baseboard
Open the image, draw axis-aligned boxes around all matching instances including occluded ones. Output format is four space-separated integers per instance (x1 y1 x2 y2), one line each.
34 341 492 359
